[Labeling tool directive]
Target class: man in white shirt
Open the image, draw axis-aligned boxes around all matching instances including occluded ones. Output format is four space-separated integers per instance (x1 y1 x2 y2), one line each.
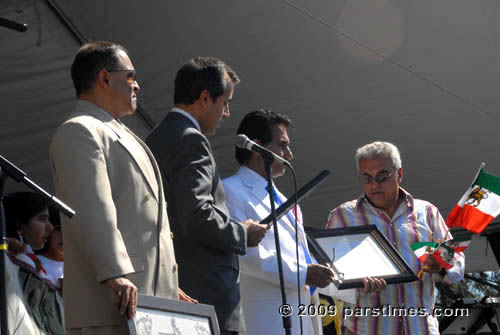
222 109 335 335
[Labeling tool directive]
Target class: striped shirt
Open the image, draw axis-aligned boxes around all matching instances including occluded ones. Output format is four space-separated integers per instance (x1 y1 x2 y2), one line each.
326 188 464 335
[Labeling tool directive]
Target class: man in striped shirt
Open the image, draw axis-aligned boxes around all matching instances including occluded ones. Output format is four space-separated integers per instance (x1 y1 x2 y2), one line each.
326 141 464 335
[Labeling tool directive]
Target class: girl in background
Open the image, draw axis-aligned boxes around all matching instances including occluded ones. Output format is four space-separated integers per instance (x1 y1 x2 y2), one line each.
4 191 64 335
37 207 64 289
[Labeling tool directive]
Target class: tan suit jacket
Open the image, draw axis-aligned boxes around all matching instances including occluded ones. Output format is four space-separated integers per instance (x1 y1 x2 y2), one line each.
50 100 178 329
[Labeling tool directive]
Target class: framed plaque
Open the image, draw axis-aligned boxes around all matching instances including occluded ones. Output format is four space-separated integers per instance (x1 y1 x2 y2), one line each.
308 225 417 289
127 295 220 335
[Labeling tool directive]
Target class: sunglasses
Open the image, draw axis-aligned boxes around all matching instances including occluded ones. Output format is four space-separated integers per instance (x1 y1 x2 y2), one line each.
359 170 394 184
107 68 137 83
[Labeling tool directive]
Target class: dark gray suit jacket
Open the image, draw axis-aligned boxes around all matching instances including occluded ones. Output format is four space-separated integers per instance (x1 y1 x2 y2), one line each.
146 111 248 332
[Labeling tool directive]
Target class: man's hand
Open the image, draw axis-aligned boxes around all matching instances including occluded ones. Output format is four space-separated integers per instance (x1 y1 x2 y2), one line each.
306 264 335 288
178 288 198 304
359 277 386 294
423 255 443 274
5 237 26 257
105 277 138 319
242 219 267 247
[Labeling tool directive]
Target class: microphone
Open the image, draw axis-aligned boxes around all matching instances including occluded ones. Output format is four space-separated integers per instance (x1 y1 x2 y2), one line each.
235 134 291 167
0 17 28 32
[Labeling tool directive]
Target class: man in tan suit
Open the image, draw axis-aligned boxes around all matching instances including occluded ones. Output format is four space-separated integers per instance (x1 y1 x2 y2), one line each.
50 41 183 334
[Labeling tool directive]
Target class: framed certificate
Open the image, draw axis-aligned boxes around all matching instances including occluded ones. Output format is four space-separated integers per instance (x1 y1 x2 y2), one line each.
307 225 417 289
127 295 219 335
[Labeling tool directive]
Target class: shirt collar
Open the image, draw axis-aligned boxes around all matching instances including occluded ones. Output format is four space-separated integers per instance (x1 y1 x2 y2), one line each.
76 99 124 126
170 107 200 131
238 165 270 188
237 165 281 201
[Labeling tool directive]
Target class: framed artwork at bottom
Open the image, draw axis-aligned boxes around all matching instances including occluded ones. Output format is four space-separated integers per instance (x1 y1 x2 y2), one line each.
127 294 219 335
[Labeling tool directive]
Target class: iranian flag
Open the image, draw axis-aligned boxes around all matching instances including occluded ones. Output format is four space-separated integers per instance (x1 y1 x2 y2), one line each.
432 244 455 270
446 165 500 234
444 235 472 253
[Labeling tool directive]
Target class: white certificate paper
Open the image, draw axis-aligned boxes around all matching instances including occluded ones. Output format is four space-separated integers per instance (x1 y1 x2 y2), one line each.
316 233 400 280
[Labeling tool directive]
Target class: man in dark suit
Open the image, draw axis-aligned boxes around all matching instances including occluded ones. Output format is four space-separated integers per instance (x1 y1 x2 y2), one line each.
146 57 267 335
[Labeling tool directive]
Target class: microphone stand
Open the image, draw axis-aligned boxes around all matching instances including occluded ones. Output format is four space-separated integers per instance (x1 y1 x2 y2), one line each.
0 155 75 335
264 157 292 335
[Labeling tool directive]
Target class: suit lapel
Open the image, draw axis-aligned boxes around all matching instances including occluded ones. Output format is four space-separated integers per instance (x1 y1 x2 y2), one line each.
78 101 160 202
168 111 222 197
125 127 165 231
239 167 307 246
121 127 160 202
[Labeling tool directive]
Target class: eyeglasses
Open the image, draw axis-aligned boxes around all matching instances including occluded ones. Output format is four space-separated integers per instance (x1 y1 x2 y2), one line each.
359 170 394 184
107 68 137 83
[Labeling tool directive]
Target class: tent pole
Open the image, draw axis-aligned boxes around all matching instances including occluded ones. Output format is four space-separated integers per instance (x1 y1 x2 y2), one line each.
0 169 8 335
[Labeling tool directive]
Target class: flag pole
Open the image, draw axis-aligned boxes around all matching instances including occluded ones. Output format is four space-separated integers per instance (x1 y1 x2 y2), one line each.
469 162 485 188
431 238 442 255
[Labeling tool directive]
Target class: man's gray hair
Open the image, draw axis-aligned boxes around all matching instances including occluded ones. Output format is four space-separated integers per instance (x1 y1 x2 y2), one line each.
355 141 402 171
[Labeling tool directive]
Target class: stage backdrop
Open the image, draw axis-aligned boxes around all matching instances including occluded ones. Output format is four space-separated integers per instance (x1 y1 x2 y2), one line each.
2 0 500 233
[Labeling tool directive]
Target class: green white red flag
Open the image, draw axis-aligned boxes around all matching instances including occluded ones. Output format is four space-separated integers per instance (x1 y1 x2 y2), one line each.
411 241 455 270
446 165 500 234
411 241 437 263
